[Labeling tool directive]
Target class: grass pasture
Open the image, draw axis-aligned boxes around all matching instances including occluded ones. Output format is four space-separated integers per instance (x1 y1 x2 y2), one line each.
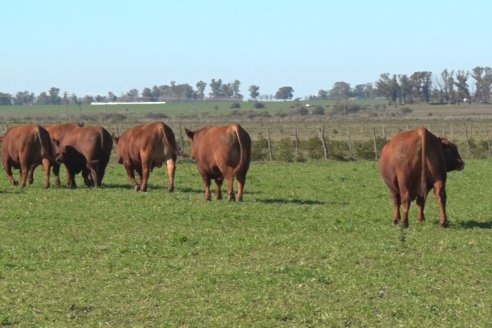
0 160 491 327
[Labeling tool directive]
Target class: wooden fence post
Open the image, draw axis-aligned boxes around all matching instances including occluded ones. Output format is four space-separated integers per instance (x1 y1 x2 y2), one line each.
487 130 491 156
294 127 300 157
318 127 328 160
373 128 379 160
465 126 471 158
347 127 353 158
266 128 273 161
178 124 185 154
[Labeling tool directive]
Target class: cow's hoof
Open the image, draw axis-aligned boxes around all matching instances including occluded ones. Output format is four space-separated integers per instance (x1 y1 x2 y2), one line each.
134 185 141 191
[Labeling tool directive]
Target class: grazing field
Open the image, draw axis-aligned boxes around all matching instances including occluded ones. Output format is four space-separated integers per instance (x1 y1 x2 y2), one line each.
0 159 491 327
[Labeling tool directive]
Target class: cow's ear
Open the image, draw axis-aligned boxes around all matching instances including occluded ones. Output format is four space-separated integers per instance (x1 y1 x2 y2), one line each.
185 128 194 139
439 137 450 145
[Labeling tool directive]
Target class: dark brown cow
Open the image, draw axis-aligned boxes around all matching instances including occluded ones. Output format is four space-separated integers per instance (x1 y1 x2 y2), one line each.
44 122 83 186
1 124 54 188
53 126 113 188
185 124 251 201
113 122 177 192
380 127 464 228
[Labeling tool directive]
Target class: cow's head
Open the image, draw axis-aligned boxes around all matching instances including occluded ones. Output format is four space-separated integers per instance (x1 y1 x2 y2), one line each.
440 138 465 172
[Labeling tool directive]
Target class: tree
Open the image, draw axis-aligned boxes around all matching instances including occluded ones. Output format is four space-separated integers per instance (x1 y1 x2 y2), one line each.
330 81 351 100
0 92 12 105
317 89 329 99
48 87 62 105
195 81 206 100
274 86 294 101
209 79 223 99
454 70 470 102
376 73 399 106
471 66 492 103
249 85 260 100
231 79 242 100
37 92 50 105
13 91 34 105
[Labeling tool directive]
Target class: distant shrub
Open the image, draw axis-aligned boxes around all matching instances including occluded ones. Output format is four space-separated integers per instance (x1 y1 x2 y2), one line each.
144 112 168 120
253 101 265 109
292 106 309 116
106 113 128 122
400 107 413 115
251 138 270 161
230 102 241 109
311 105 325 115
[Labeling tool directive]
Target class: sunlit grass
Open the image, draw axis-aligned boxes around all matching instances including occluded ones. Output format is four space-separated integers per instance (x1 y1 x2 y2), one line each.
0 160 491 326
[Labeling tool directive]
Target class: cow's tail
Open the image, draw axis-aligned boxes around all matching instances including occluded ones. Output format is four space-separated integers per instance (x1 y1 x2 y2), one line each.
418 127 427 199
232 124 249 176
36 125 52 161
160 123 178 160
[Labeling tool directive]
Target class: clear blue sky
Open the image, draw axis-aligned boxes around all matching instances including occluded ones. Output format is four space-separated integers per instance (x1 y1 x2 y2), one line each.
2 0 491 98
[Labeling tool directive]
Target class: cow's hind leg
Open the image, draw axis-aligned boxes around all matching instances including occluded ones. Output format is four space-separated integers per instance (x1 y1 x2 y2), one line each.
391 191 401 225
124 162 140 191
20 162 29 188
41 158 51 188
400 191 411 228
433 181 448 228
4 160 18 186
236 173 246 202
214 177 223 200
416 195 426 223
28 164 36 185
225 176 236 201
202 175 212 201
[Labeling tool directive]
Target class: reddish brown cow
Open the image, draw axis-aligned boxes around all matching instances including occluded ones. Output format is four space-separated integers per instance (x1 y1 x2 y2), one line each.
185 124 251 201
380 127 464 228
113 122 177 192
45 122 83 186
1 124 54 188
54 126 113 188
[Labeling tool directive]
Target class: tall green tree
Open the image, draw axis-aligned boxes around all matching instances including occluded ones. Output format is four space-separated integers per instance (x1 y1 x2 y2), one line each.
376 73 399 106
454 70 470 102
195 81 206 100
249 85 260 100
471 66 492 103
0 92 12 105
274 86 294 101
49 87 62 105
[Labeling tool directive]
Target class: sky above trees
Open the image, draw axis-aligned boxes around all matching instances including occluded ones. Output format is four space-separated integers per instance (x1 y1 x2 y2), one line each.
2 0 491 98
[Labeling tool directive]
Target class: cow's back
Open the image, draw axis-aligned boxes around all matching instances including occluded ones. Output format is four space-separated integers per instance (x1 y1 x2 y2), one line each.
2 124 52 164
380 127 446 199
117 122 177 166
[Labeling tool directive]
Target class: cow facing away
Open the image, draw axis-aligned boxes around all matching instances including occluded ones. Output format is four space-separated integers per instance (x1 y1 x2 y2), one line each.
185 124 251 201
113 122 177 192
44 122 84 186
380 127 464 228
53 126 113 188
1 124 54 188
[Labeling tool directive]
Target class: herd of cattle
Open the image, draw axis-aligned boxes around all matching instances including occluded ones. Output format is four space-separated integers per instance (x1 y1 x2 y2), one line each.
1 122 465 228
0 122 251 202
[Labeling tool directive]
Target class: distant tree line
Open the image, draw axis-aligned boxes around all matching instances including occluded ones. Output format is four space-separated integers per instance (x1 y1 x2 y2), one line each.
0 67 491 106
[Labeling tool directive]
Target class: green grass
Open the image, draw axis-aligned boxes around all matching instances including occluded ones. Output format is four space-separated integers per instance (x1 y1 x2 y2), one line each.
0 160 491 327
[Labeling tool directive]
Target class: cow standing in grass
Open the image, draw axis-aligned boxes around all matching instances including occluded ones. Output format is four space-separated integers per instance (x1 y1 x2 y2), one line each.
1 124 55 188
185 123 251 201
113 121 178 192
45 122 84 186
380 127 464 228
53 125 113 188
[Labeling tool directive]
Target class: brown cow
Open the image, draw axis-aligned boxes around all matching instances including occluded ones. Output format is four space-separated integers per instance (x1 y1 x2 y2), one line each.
380 127 464 228
113 122 177 192
44 122 84 186
185 124 251 201
53 125 113 188
1 124 54 188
